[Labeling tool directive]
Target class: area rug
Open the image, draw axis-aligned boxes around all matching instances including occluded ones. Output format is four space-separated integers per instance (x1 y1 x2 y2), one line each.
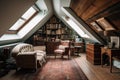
34 58 88 80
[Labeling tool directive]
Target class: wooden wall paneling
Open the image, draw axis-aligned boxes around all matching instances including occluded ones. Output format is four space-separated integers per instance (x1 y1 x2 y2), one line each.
74 7 80 16
81 0 113 21
70 0 79 7
86 1 120 24
81 5 96 21
70 0 80 16
70 0 120 21
70 0 120 43
107 12 120 30
102 2 120 30
77 0 93 17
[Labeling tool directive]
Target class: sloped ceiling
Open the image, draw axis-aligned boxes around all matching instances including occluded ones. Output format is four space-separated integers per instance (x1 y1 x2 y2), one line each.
0 0 37 37
0 0 53 45
70 0 120 43
1 0 120 45
52 0 105 43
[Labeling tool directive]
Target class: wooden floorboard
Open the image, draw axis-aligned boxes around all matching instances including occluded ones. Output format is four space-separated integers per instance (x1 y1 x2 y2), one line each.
0 53 120 80
74 53 120 80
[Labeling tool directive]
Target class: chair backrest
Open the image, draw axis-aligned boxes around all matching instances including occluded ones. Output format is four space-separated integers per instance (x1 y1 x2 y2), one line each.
11 43 34 59
67 41 75 55
60 40 70 46
46 42 60 54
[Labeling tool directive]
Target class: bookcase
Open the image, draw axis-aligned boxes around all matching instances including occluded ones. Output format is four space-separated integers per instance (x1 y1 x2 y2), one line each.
32 15 75 45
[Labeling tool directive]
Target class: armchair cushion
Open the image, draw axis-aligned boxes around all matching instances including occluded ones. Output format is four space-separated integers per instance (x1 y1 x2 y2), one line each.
18 52 36 56
58 45 68 50
34 50 46 58
54 49 65 54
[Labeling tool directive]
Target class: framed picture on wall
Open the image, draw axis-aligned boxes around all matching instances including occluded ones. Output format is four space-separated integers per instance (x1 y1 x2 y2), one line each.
96 17 115 31
90 22 103 32
110 36 120 49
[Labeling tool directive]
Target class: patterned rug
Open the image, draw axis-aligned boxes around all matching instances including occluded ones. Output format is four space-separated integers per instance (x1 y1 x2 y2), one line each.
34 58 88 80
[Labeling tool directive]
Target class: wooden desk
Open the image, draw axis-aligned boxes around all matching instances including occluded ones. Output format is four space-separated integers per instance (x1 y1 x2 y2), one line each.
101 47 120 72
74 46 82 55
74 42 85 53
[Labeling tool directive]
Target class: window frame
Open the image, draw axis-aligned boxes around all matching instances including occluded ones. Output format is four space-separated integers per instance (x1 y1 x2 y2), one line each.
6 5 39 34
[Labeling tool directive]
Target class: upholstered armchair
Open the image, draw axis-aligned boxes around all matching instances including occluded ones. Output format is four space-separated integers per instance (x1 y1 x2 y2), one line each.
16 52 37 70
11 43 46 71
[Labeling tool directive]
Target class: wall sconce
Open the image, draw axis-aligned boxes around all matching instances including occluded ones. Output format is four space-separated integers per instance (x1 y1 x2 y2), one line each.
65 16 70 21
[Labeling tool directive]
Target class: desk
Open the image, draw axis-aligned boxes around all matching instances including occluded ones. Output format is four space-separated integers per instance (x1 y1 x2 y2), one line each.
74 42 85 54
101 47 120 72
74 46 82 55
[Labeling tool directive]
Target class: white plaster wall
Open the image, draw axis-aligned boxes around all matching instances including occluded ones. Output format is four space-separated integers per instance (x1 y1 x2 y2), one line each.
0 0 36 37
22 0 53 41
0 0 53 45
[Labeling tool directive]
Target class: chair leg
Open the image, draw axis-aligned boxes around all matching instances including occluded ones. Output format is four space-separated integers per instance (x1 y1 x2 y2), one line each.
61 55 63 59
43 58 46 63
68 55 69 59
55 53 56 59
68 52 71 59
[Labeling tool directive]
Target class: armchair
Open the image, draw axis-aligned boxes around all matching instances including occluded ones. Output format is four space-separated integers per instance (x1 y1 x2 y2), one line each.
16 52 37 70
11 43 46 71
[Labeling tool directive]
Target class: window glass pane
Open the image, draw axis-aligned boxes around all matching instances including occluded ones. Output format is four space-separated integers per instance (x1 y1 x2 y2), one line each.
9 19 25 30
22 7 36 20
67 19 90 38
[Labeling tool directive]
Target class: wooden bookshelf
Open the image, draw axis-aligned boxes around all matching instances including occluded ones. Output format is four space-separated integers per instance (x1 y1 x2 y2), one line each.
31 16 75 45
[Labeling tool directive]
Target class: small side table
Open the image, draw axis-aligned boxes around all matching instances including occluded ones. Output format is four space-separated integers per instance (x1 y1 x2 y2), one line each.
101 47 120 73
74 46 82 56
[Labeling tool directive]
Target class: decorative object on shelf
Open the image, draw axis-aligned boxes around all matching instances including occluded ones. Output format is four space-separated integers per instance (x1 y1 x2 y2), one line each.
90 22 103 32
96 17 115 31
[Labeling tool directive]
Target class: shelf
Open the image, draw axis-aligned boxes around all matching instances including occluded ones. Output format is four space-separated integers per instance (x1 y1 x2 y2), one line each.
30 15 76 45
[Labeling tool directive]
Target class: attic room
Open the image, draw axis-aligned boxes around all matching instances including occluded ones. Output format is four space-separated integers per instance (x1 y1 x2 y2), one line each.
0 0 120 80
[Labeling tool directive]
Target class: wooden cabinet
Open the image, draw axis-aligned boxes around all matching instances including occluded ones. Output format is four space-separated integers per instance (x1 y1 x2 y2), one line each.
86 43 103 65
101 47 120 72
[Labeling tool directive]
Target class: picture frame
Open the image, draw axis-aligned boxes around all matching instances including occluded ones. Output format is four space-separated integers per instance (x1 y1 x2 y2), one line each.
110 36 120 49
96 17 115 31
90 22 103 32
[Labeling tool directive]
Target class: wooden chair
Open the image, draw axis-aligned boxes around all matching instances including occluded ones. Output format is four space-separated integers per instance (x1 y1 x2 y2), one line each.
111 56 120 72
54 41 72 59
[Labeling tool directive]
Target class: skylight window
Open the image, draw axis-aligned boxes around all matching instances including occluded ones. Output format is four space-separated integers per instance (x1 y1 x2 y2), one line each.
9 19 25 30
66 18 90 38
22 7 36 20
9 6 38 31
